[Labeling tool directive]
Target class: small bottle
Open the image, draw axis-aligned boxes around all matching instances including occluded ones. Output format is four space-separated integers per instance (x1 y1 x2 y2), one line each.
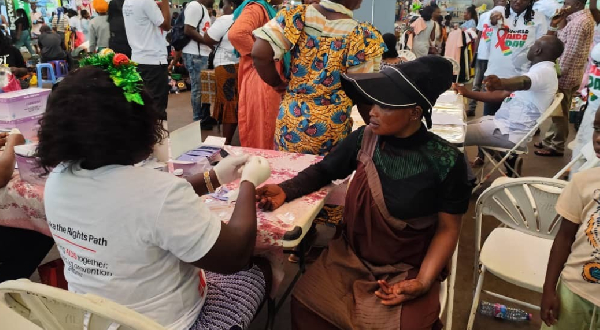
478 301 532 322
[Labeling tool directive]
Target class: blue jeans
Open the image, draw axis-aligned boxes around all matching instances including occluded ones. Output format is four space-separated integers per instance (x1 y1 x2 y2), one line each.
15 30 34 55
183 53 210 121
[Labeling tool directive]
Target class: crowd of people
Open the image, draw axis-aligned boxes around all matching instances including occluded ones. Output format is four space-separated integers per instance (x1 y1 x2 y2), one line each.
1 0 600 329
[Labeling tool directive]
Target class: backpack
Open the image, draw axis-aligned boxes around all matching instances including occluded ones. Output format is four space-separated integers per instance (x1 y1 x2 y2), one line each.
171 5 205 52
108 0 132 58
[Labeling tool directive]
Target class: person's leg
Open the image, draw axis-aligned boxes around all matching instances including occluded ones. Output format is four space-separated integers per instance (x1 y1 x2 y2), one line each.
0 227 54 282
198 56 213 125
137 64 169 120
540 86 576 155
223 124 237 145
541 281 599 330
291 296 339 330
182 53 202 121
467 60 487 115
23 32 35 56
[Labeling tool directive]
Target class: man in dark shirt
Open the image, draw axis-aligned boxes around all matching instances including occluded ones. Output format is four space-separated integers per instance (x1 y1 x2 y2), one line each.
38 25 71 69
0 32 26 77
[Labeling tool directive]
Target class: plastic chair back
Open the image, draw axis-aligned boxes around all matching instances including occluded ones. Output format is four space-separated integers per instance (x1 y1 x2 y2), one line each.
35 63 56 88
476 177 567 239
537 93 563 125
0 279 166 330
554 141 600 179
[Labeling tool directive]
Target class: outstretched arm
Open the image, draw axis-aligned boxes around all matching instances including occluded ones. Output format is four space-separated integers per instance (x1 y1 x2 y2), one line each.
453 83 510 103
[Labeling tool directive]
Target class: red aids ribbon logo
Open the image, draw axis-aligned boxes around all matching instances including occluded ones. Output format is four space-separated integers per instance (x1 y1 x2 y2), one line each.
496 29 512 56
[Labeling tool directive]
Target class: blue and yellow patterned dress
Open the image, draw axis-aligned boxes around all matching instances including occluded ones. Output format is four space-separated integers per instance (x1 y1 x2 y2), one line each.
254 3 385 156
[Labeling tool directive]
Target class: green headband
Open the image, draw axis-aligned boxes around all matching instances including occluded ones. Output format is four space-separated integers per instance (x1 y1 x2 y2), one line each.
79 49 145 105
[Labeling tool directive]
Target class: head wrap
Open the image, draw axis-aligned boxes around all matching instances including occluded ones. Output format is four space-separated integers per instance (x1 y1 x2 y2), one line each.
93 0 109 14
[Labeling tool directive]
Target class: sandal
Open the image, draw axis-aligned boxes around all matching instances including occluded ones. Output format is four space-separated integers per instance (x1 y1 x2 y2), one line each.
535 149 564 157
533 142 545 149
470 157 485 168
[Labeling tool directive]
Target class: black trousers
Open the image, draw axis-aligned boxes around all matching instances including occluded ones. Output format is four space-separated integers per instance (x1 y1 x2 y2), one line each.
0 226 54 282
137 64 169 120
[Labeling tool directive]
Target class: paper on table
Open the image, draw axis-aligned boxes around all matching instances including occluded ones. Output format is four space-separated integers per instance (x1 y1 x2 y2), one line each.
431 112 466 126
203 136 226 149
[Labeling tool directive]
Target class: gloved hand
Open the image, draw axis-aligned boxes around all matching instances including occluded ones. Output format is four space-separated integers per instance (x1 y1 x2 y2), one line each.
213 154 250 185
240 156 271 187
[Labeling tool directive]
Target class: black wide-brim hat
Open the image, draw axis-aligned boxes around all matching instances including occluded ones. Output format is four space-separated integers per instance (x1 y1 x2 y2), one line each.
341 65 434 111
341 56 454 113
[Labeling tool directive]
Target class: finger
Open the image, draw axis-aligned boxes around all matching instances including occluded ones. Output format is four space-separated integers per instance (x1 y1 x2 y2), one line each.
374 290 396 300
378 280 392 294
380 294 411 306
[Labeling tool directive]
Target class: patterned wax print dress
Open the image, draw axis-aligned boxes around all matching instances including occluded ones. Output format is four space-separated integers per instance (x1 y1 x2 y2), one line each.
254 4 385 156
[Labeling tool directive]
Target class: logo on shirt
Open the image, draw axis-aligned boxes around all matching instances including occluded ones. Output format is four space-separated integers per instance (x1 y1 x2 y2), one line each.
496 29 530 56
482 24 493 43
582 190 600 284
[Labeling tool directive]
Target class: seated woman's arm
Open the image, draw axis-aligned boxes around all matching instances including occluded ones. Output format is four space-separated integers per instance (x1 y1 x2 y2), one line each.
257 128 363 211
376 153 471 305
0 133 25 188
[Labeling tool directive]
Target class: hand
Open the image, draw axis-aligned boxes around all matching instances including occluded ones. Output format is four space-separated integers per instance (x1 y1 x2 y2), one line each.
452 83 468 95
541 288 560 326
490 11 503 26
483 75 503 91
256 184 286 211
375 278 432 306
551 6 570 27
0 132 8 147
213 154 249 185
240 156 271 187
6 133 25 147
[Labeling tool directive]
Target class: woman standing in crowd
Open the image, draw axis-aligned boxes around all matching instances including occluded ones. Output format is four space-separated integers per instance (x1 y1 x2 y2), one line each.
80 10 91 42
229 0 285 150
202 0 243 145
483 0 547 115
14 8 34 55
461 5 478 30
253 0 385 155
411 5 440 58
256 56 471 330
37 58 272 330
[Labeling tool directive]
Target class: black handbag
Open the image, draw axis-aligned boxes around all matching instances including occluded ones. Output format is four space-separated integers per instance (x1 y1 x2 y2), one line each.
574 88 589 132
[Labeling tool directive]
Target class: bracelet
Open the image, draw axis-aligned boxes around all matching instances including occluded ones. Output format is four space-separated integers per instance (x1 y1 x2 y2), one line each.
204 171 215 193
548 25 559 32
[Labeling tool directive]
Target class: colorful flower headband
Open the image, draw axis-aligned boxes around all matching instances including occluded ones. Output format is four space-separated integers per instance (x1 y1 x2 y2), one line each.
79 49 144 105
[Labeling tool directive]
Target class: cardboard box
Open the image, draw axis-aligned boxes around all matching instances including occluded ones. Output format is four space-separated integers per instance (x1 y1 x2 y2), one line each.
14 144 46 186
0 88 50 122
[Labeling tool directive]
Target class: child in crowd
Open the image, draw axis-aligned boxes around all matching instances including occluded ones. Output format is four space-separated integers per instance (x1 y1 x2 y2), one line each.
541 108 600 329
36 52 272 330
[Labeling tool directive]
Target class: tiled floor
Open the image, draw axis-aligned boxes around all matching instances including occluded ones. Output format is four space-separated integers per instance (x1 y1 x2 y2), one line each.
36 92 572 330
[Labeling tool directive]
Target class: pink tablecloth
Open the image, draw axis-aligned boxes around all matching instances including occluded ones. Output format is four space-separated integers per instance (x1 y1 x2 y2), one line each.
0 174 47 235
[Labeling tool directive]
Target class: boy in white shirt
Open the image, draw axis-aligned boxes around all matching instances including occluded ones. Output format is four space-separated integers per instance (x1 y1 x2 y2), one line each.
540 108 600 329
183 0 214 127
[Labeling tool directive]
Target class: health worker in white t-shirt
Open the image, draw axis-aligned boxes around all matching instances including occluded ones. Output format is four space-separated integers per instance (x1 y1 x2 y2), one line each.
484 0 548 116
183 0 214 124
467 1 508 116
39 65 272 330
454 35 563 174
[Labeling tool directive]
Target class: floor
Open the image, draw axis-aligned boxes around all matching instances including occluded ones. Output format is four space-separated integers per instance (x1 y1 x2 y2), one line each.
35 92 572 330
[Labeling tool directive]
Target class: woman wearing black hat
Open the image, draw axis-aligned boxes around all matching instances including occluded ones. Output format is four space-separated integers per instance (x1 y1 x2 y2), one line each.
256 56 472 329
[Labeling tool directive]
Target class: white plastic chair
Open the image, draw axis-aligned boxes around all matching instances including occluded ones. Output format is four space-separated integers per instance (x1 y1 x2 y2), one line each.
443 57 460 83
553 140 600 179
467 177 567 330
398 50 416 62
439 244 458 330
0 279 166 330
473 93 564 191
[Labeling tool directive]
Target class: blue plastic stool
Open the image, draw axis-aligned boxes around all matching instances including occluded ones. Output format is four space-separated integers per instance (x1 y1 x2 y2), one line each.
50 60 68 78
36 63 56 88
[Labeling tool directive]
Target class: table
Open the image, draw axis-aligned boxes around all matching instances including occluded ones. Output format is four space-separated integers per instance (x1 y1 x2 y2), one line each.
351 90 466 144
0 174 47 235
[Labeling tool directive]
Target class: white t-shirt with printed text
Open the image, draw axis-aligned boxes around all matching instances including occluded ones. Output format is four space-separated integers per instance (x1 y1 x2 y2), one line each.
45 164 222 329
183 1 212 57
123 0 168 65
485 8 548 78
476 6 505 61
494 60 558 143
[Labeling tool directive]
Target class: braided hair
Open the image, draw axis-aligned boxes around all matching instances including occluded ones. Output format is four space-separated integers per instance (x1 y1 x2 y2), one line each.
505 0 535 24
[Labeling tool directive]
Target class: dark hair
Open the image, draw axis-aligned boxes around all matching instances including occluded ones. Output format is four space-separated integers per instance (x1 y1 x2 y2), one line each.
382 33 399 59
40 25 52 33
466 5 478 26
16 9 31 29
421 5 436 21
36 67 168 173
81 9 90 19
505 0 534 24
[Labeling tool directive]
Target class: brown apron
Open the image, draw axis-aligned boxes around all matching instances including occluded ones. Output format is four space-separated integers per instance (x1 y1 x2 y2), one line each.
292 126 444 330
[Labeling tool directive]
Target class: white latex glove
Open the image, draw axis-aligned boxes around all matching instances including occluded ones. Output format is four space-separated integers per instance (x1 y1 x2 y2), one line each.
240 156 271 187
213 154 250 184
